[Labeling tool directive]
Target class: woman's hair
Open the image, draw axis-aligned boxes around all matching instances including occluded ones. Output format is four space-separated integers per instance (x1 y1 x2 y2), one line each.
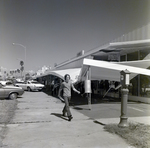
64 74 70 80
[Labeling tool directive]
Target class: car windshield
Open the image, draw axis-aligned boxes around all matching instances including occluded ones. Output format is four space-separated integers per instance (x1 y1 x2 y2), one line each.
0 81 13 86
31 81 40 84
16 82 25 84
6 82 13 85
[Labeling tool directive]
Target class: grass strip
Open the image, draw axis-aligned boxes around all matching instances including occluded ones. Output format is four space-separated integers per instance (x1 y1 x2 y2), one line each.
104 122 150 148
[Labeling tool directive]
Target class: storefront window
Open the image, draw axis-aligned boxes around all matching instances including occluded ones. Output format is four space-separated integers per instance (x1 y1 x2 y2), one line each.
120 55 126 61
139 48 150 97
140 48 150 60
129 48 150 97
127 51 138 61
140 74 150 97
130 75 138 96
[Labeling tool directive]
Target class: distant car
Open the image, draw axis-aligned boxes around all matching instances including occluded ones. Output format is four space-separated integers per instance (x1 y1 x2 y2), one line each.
15 80 45 91
0 81 14 86
0 82 24 99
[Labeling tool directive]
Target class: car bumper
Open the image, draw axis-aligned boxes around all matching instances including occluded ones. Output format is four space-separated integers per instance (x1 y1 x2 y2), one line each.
18 89 25 96
32 87 44 91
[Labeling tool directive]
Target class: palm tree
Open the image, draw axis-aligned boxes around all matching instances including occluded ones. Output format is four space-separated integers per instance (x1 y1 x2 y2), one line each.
20 61 24 67
17 69 20 73
20 61 24 80
20 66 24 79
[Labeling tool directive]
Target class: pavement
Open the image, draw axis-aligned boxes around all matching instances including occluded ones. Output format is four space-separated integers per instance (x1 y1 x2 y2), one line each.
2 91 150 148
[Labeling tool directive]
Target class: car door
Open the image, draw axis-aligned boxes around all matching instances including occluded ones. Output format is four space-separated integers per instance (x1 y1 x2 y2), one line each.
21 82 27 90
0 83 5 98
18 82 27 90
27 81 33 89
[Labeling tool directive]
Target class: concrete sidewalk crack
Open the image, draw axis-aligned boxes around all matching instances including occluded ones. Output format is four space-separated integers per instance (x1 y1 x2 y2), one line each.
8 120 52 124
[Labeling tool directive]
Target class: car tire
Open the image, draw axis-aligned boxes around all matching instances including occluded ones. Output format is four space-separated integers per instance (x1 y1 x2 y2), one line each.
27 87 31 92
9 93 17 100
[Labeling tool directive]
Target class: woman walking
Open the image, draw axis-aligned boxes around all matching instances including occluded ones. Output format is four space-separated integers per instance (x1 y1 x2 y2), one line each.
58 74 80 121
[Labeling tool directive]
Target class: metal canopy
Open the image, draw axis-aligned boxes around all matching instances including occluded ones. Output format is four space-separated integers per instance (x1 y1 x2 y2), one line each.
42 58 150 83
91 39 150 57
79 58 150 82
45 68 81 83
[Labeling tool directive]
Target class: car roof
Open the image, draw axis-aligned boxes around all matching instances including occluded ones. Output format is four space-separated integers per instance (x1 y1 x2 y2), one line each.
0 81 13 85
27 80 37 82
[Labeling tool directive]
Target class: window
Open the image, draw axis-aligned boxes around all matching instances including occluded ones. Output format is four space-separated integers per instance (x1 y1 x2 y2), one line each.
140 48 150 60
127 51 138 61
120 55 126 61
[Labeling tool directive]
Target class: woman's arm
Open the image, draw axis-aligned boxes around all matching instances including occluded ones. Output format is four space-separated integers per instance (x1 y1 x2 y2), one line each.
58 85 64 101
71 83 80 94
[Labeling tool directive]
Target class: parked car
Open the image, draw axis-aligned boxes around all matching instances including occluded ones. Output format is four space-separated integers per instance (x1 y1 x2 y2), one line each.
0 81 14 86
15 80 45 91
0 82 24 99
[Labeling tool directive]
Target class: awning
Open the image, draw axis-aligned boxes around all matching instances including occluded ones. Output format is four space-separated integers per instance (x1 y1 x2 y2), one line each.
109 39 150 48
80 58 150 82
115 59 150 79
38 58 150 83
47 68 81 83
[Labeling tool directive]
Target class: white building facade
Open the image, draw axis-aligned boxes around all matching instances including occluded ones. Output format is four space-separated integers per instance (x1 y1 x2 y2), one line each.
37 23 150 103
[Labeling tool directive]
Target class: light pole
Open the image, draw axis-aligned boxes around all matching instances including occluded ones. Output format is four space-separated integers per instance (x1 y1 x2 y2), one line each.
12 43 26 64
13 43 26 80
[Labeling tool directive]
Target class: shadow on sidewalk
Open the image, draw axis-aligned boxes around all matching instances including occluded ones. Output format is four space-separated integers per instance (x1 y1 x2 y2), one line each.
93 120 106 126
42 89 123 106
73 106 90 110
51 113 68 121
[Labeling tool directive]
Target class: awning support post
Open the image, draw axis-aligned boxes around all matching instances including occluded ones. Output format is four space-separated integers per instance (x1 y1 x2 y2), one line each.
85 66 91 110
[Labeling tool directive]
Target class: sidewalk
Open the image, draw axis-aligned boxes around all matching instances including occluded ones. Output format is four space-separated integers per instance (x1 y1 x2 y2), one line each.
2 92 136 148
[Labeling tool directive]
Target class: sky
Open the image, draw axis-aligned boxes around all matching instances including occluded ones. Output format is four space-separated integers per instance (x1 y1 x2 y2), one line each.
0 0 150 72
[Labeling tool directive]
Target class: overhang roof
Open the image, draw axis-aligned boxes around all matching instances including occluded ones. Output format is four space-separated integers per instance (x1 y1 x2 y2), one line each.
80 58 150 82
45 68 81 83
37 58 150 84
92 39 150 58
109 39 150 48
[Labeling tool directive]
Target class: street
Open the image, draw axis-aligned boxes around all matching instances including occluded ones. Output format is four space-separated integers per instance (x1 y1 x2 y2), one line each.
1 91 150 148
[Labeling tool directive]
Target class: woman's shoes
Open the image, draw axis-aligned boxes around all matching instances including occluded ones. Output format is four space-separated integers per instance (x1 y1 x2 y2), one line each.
68 115 73 121
62 112 67 117
62 113 73 121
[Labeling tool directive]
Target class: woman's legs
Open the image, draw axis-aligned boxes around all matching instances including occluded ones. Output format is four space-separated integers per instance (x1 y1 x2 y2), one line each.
63 96 72 117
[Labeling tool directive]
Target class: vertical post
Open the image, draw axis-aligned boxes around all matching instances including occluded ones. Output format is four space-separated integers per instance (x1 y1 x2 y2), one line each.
138 50 140 96
125 53 127 61
21 70 22 79
118 88 129 127
118 69 130 128
85 66 91 110
89 66 91 110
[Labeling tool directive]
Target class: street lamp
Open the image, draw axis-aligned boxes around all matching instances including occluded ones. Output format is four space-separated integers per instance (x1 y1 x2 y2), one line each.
13 43 26 80
12 43 26 65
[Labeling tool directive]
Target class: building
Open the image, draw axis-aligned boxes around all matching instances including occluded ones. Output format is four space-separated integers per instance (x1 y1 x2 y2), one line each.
37 22 150 103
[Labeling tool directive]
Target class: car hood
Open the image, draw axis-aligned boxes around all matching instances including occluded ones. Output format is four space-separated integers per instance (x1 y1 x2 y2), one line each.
3 85 23 89
33 84 44 87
